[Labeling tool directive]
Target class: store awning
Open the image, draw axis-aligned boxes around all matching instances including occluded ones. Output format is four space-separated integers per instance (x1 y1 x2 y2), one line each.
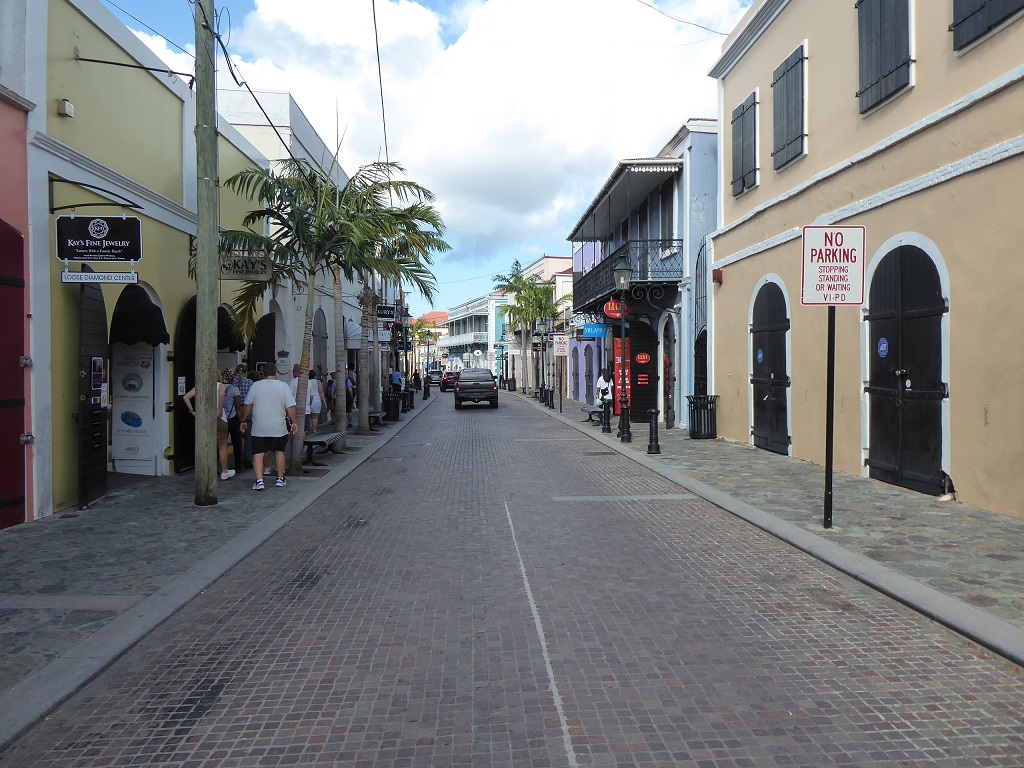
109 285 170 346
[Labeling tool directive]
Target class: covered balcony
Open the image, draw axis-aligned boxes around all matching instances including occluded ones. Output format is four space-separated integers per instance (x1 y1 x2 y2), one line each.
567 156 686 313
573 239 685 311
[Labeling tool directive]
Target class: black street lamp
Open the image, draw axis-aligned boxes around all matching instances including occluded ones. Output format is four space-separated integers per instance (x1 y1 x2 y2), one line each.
400 305 412 413
536 318 548 400
612 255 632 443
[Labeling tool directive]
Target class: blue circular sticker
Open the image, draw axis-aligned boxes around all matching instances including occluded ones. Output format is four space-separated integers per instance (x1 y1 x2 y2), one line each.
877 337 889 359
756 348 764 364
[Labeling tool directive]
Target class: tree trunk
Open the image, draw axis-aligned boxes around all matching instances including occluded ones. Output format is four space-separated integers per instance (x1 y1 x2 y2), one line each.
289 275 315 475
356 285 376 435
332 267 348 445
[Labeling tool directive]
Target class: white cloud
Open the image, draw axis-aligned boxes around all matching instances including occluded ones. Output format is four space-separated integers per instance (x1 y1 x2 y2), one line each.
128 0 752 311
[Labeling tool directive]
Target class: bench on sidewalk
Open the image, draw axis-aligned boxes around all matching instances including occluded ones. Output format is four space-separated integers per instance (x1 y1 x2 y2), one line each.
302 432 346 466
581 406 604 424
368 410 386 427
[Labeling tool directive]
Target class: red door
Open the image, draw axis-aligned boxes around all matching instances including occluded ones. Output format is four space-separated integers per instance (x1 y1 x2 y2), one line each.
0 219 26 528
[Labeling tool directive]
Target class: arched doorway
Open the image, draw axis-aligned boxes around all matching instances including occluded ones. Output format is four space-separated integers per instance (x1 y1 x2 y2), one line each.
109 285 170 477
662 319 676 426
865 246 947 495
584 345 595 404
0 219 26 526
571 347 579 402
249 313 277 376
750 281 790 455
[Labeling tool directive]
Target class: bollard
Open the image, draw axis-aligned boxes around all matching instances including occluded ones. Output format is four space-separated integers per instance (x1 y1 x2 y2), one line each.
408 388 415 410
647 408 661 455
400 388 409 413
547 389 555 409
602 401 612 433
423 381 431 400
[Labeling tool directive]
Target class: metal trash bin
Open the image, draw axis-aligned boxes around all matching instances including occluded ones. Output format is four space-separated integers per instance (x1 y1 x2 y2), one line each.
686 395 719 439
383 390 401 421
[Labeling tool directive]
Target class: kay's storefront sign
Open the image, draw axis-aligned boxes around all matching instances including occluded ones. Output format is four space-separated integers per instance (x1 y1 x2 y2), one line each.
56 216 143 284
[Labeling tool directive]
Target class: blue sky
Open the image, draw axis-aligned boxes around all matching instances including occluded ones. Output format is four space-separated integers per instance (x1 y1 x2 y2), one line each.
99 0 754 318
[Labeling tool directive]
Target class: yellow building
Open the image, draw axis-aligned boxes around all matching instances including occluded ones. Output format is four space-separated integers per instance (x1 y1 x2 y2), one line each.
708 0 1024 517
26 0 270 517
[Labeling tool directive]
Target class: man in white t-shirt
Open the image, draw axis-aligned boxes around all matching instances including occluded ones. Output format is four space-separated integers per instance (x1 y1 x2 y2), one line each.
240 357 298 491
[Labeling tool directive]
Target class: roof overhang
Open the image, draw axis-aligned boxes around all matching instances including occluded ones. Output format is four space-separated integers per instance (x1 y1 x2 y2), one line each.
567 158 683 243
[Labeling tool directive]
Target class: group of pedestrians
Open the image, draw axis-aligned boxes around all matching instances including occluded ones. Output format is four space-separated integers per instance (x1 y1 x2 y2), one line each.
185 360 360 492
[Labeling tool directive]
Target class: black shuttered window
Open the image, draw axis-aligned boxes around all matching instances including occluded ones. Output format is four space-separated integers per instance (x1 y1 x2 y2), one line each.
952 0 1024 49
772 46 805 170
857 0 911 113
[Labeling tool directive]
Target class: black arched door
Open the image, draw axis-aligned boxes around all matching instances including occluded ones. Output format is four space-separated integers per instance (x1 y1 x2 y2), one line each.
866 247 946 495
751 282 790 454
249 314 277 376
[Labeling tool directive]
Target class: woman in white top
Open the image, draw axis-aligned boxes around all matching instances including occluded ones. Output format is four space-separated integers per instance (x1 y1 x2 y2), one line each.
595 367 615 404
306 370 325 434
183 375 233 480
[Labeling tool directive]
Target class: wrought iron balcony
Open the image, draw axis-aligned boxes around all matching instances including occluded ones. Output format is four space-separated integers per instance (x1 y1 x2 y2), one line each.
573 239 686 311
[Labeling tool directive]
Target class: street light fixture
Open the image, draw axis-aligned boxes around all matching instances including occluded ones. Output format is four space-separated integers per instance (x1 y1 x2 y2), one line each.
612 255 632 443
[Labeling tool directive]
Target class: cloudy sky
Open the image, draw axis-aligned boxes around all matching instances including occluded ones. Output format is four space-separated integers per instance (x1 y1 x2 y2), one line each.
100 0 754 317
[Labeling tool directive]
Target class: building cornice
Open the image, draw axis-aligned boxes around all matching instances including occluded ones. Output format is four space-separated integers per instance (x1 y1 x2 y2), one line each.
0 84 35 112
708 0 791 80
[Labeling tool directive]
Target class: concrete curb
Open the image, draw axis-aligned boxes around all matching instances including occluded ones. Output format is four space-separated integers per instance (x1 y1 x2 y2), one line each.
518 392 1024 669
0 398 434 750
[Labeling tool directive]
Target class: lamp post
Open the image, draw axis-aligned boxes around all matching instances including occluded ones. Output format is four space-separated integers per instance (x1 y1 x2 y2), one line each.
536 318 548 401
612 255 632 443
399 305 412 412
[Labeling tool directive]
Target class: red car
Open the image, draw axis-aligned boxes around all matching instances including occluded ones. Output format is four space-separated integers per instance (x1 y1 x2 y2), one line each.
440 370 460 391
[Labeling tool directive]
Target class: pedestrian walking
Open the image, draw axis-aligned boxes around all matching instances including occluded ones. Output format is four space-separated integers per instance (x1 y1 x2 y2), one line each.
345 370 355 428
412 370 422 391
390 368 402 394
183 374 234 480
235 365 254 468
240 357 299 491
221 368 244 472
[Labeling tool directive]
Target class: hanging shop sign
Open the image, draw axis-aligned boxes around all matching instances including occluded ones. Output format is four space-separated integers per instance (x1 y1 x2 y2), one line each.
56 216 143 262
376 305 396 319
603 299 630 320
583 323 607 338
219 255 272 281
552 334 570 356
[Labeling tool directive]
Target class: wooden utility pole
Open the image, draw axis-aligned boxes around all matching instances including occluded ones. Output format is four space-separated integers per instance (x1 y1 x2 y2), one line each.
194 0 219 505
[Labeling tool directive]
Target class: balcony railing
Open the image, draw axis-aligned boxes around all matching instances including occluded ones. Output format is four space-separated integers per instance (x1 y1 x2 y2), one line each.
573 239 685 310
438 331 489 348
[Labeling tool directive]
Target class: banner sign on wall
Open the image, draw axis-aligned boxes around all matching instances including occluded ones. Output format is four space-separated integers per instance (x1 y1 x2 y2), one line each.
56 216 143 262
220 256 272 281
111 343 154 461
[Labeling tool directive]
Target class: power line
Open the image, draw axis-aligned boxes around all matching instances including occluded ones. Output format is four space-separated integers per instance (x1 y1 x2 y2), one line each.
371 0 391 166
104 0 195 57
629 0 727 35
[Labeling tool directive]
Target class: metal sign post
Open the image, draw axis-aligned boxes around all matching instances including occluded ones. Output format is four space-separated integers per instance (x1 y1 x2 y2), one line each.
801 225 866 529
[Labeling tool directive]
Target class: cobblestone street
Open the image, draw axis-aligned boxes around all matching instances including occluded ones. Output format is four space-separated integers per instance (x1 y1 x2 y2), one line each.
3 393 1024 767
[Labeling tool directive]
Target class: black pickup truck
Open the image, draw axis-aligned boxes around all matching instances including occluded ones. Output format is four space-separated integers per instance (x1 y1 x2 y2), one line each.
453 368 498 409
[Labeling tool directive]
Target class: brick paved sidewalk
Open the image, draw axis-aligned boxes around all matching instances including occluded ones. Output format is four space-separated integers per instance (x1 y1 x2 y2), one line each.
524 392 1024 664
0 402 434 748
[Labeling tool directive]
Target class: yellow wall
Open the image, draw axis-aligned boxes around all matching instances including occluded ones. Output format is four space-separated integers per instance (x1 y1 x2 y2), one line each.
47 0 184 203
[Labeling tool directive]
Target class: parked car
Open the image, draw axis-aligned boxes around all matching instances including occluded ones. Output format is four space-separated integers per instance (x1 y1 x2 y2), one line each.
428 370 442 385
440 370 459 391
454 368 498 409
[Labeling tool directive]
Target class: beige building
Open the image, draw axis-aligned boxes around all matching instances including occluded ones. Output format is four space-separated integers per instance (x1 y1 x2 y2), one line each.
708 0 1024 517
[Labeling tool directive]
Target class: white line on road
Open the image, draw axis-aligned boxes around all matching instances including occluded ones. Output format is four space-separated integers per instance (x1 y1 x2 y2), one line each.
503 500 579 768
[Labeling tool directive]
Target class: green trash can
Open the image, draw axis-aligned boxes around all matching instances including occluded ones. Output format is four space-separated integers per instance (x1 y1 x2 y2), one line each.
686 395 719 439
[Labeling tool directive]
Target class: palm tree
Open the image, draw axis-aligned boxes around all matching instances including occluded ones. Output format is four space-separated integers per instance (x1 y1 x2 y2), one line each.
494 260 537 393
221 159 448 471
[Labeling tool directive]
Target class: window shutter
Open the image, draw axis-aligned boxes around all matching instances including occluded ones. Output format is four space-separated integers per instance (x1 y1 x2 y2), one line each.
772 46 804 170
741 93 757 191
731 101 745 196
881 0 911 97
858 0 881 112
952 0 1024 49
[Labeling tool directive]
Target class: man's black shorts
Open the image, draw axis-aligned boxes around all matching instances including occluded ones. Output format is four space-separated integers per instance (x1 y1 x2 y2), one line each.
252 435 289 453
